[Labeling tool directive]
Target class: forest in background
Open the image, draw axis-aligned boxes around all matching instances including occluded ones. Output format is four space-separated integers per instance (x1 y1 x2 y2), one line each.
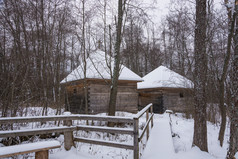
0 0 229 117
0 0 238 158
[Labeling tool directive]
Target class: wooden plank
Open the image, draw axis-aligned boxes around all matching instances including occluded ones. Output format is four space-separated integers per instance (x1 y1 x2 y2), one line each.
133 118 139 159
150 105 154 128
0 115 134 125
134 103 152 119
35 150 48 159
76 125 134 135
146 110 149 140
74 137 134 150
0 115 79 124
64 120 74 151
138 113 154 142
0 141 60 158
0 126 77 138
78 115 133 124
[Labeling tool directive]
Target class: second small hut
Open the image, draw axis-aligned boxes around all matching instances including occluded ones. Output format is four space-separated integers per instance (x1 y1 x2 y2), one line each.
60 50 143 114
137 66 194 113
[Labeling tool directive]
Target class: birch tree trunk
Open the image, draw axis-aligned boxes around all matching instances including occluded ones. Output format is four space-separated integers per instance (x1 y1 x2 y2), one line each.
193 0 208 152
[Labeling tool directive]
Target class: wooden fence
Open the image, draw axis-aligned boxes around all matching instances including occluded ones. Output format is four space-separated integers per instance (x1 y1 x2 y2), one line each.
0 103 154 159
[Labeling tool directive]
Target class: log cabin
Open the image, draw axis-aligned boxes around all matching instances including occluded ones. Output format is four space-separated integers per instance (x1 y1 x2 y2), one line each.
60 50 143 114
137 66 194 114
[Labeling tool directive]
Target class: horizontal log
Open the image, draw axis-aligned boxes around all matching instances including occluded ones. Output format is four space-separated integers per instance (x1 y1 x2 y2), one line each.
76 125 134 135
138 113 154 142
0 114 134 125
134 103 153 119
78 115 134 124
0 126 77 138
0 115 79 124
0 141 61 158
74 137 134 150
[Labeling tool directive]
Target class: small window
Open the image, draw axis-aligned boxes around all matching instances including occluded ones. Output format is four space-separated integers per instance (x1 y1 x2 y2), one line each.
73 88 77 94
179 93 184 98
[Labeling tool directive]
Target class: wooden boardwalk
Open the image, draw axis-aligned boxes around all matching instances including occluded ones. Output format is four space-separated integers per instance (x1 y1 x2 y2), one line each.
142 114 175 159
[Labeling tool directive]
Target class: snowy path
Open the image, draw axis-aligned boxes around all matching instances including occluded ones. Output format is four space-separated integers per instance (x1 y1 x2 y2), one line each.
50 113 176 159
141 114 175 159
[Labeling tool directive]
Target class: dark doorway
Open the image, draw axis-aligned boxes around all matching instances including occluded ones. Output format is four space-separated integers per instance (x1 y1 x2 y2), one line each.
67 95 85 114
153 96 164 114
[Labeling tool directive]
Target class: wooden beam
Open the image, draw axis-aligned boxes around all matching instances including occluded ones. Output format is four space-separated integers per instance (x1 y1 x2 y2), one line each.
146 110 149 140
0 141 60 158
0 126 77 138
0 114 134 125
138 113 154 142
134 103 153 119
0 115 79 124
133 118 139 159
74 137 134 150
76 125 134 135
35 150 48 159
78 115 133 124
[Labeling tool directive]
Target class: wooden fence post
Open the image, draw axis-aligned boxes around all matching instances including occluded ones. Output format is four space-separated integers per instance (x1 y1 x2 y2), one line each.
146 110 149 140
150 105 153 128
63 112 75 151
35 150 48 159
133 117 139 159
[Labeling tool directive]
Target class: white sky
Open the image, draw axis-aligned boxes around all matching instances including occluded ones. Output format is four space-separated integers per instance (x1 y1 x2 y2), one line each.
144 0 225 25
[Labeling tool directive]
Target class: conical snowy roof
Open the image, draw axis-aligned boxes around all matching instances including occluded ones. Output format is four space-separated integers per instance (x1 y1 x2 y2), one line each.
137 66 193 89
60 50 143 84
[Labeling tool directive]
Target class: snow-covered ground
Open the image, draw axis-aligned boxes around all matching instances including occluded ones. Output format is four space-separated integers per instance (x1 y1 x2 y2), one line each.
171 113 232 159
0 108 235 159
52 113 234 159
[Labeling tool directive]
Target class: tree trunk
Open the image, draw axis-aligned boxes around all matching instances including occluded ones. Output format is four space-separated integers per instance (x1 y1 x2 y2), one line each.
108 0 124 117
82 0 88 115
192 0 208 152
226 1 238 158
218 84 226 147
218 0 235 147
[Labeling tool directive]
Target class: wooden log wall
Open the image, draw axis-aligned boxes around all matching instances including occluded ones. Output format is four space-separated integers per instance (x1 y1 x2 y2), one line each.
65 80 139 114
89 82 138 114
138 88 194 113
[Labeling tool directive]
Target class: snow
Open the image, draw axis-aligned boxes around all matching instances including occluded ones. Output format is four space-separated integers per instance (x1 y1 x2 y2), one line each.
0 108 232 159
142 114 175 159
60 50 143 83
137 66 193 89
51 147 97 159
63 112 71 115
171 113 230 159
0 141 60 156
142 112 230 159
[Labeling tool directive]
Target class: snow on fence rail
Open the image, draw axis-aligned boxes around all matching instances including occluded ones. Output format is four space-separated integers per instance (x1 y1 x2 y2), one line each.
0 103 154 159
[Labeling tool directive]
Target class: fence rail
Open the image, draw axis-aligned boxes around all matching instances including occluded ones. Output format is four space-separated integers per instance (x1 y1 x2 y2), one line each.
0 103 154 159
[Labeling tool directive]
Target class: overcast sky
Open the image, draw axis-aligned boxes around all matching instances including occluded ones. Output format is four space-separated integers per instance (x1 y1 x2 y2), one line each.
144 0 224 25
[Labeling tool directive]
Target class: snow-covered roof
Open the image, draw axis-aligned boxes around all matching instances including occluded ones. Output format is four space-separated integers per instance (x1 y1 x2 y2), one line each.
60 50 143 84
137 66 193 89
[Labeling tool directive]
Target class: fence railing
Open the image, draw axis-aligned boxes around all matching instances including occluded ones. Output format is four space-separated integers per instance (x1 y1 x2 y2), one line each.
0 103 154 159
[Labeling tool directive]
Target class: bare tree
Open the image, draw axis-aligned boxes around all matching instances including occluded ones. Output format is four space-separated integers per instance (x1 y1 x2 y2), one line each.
0 0 73 116
193 0 208 152
216 0 233 147
108 0 126 117
226 0 238 158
